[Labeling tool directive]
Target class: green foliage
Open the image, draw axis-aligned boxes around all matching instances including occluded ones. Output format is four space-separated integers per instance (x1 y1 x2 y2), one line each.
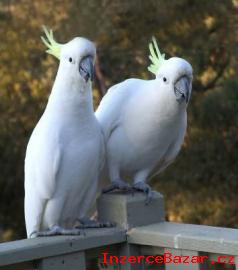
0 0 238 240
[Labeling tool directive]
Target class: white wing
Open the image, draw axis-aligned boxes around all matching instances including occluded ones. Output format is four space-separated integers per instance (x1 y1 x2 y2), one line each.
95 79 139 140
24 117 61 237
150 115 187 179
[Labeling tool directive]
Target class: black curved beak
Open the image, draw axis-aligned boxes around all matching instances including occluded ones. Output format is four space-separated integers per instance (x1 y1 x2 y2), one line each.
79 56 94 82
174 75 190 104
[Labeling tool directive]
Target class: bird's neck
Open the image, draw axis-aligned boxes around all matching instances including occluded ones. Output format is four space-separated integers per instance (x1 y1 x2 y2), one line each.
145 83 187 119
46 69 94 119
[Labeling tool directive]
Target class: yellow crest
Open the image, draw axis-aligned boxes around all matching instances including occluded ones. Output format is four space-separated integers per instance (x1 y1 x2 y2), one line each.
148 36 166 75
41 26 62 60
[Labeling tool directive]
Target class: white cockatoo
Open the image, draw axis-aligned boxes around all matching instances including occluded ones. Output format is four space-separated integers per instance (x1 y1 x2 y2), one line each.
96 37 193 203
24 27 106 238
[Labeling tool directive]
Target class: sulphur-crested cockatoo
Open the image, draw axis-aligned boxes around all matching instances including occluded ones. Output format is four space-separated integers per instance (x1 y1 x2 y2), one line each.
96 37 193 203
24 27 106 238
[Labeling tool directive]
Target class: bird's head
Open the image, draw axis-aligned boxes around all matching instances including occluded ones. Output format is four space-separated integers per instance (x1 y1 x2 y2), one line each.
148 37 193 105
60 37 95 84
157 57 193 104
41 26 96 86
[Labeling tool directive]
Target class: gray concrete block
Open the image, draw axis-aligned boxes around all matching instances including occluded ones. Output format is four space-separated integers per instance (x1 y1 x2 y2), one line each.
97 191 165 230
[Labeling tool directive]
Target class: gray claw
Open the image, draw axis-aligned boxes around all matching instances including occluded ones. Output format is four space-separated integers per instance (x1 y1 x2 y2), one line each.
133 182 154 205
76 218 116 228
36 225 81 237
102 179 132 193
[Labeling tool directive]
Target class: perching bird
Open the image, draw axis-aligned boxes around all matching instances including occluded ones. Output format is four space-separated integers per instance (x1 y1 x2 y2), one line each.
24 27 105 238
96 37 193 203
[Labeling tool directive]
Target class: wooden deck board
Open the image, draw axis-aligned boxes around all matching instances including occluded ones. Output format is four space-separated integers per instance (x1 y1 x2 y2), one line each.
128 222 238 255
0 228 126 266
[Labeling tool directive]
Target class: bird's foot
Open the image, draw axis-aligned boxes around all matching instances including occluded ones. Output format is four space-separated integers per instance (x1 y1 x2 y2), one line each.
102 179 132 193
75 217 115 229
133 182 154 205
33 225 81 237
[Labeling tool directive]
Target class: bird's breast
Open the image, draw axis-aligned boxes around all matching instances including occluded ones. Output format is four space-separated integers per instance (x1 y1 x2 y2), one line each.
123 89 187 151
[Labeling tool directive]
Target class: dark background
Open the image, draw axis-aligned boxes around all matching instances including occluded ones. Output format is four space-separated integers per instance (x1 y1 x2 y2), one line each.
0 0 238 241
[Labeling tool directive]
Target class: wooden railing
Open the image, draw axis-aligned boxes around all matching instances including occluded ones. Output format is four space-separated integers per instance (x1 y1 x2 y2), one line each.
1 191 238 269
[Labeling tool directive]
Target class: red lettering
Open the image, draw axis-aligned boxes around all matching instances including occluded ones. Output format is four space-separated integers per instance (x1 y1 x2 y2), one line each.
136 255 145 263
146 255 155 264
101 251 108 264
227 256 235 264
191 256 200 264
182 255 189 264
173 255 182 264
119 255 126 265
100 251 217 266
199 255 209 263
155 255 164 264
109 255 119 264
127 256 137 264
164 251 172 264
217 255 226 264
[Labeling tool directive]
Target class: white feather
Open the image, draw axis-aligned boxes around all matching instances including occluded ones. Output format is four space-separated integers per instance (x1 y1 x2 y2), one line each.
96 57 192 185
24 37 104 237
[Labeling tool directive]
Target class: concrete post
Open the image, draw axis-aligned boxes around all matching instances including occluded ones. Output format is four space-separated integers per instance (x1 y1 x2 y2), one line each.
97 191 165 270
97 191 165 230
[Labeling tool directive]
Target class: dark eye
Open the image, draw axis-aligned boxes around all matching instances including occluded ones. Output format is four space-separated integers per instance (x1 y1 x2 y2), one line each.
163 77 167 82
69 57 73 63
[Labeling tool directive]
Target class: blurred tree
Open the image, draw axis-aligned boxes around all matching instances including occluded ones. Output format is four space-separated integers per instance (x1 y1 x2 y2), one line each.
0 0 237 240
